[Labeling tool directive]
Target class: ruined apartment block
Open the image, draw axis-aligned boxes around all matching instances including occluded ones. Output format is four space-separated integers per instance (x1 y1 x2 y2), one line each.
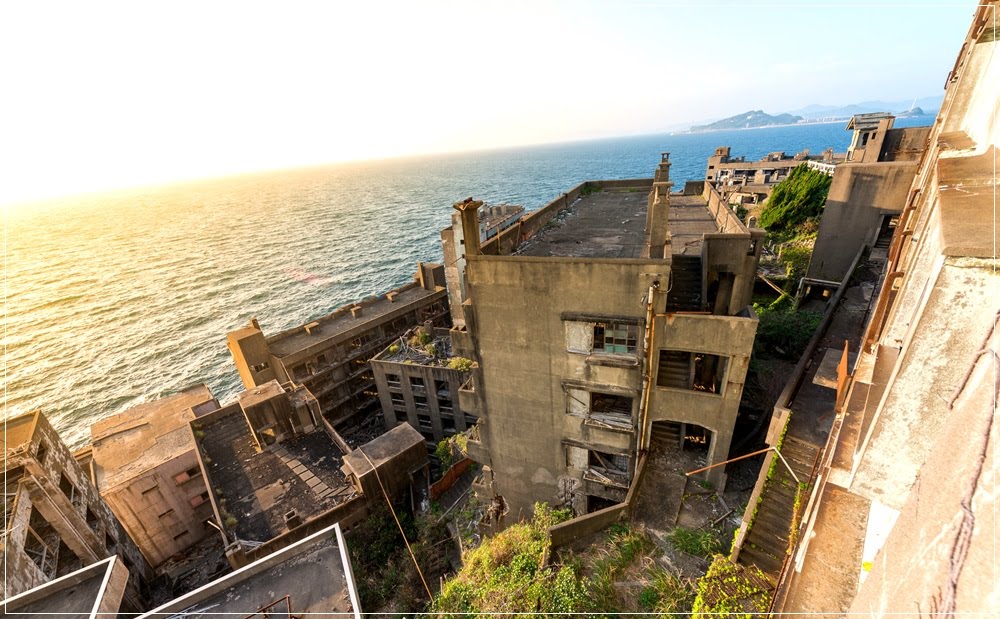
226 263 450 433
447 154 764 518
2 410 153 611
370 326 476 446
805 113 931 282
89 384 221 568
705 146 843 206
189 378 428 568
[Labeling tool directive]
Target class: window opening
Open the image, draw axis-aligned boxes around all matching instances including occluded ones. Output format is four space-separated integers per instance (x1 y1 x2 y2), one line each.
593 322 638 355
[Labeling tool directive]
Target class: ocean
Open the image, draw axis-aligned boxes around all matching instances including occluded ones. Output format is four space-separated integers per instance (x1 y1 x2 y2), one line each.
3 117 933 448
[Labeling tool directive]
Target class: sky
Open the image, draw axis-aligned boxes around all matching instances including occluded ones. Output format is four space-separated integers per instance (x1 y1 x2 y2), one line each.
0 0 978 205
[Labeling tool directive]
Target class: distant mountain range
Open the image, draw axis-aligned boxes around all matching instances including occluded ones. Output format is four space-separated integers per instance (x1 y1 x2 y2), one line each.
684 95 943 133
689 110 803 132
782 95 944 120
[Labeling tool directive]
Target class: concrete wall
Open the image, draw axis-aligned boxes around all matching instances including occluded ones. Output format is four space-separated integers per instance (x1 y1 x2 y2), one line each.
100 449 213 567
1 412 152 605
371 356 472 445
646 312 757 489
806 161 919 282
463 255 667 518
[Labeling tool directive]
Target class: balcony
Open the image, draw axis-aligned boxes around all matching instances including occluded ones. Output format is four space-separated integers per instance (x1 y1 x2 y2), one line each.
465 423 488 464
458 376 480 418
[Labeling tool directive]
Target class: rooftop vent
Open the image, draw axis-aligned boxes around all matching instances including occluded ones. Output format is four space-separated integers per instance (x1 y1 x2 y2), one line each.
351 305 363 318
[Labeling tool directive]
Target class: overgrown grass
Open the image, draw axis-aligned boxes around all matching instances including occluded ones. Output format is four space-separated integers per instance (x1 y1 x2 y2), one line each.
668 527 724 558
759 164 831 232
431 503 586 617
641 569 697 617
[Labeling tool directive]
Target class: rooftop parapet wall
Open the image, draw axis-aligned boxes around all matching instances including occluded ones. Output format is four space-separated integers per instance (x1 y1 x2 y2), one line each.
477 179 653 257
702 181 751 234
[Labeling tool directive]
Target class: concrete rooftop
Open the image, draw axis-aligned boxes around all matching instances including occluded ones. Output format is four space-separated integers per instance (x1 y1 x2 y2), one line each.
515 188 650 258
267 284 442 358
139 523 358 619
196 407 354 543
91 384 217 491
1 411 38 456
513 187 718 259
2 556 124 619
668 194 719 257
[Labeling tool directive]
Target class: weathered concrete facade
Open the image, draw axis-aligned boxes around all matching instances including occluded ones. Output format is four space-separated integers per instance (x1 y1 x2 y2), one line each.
448 156 763 519
370 326 474 445
705 146 843 207
807 115 932 282
2 411 152 608
771 5 999 615
90 384 220 568
226 265 449 430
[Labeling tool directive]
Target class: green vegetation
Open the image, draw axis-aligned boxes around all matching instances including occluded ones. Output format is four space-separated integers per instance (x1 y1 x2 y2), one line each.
433 511 708 617
431 503 586 617
668 526 724 559
580 183 603 196
641 569 698 617
753 304 823 360
349 504 452 613
409 327 433 347
447 356 474 372
759 164 832 232
691 555 771 618
434 434 469 471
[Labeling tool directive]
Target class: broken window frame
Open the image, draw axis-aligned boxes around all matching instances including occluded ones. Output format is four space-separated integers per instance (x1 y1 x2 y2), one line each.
584 449 631 489
655 349 728 395
593 321 638 356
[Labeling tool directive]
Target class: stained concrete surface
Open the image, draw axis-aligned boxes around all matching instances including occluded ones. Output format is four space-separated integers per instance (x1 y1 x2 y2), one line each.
668 194 719 257
782 484 870 616
515 189 650 258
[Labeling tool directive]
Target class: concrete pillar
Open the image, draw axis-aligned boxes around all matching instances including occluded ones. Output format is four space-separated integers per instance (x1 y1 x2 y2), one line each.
453 198 483 257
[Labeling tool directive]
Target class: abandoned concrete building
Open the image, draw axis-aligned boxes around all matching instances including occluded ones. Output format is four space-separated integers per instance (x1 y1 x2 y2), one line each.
137 522 361 619
806 112 932 283
444 154 764 519
189 377 428 568
2 410 153 610
226 263 449 432
773 6 999 614
1 555 131 618
705 146 842 206
88 384 220 569
370 326 476 446
722 5 998 614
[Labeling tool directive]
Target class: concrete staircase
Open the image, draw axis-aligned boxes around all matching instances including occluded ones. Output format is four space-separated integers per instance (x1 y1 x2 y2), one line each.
656 351 691 390
667 255 703 312
737 436 820 581
650 421 682 450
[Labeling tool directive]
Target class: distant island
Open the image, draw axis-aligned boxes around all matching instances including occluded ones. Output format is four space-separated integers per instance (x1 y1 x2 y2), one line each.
689 110 803 133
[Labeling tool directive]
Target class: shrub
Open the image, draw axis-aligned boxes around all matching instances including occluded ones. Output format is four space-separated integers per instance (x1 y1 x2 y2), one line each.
447 357 474 372
759 164 832 231
432 503 587 616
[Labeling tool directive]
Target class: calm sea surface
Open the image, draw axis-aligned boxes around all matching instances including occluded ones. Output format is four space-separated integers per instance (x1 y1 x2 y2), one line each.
4 118 931 447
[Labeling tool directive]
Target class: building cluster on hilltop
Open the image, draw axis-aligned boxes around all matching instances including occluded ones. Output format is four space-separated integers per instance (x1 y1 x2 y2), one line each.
3 3 997 615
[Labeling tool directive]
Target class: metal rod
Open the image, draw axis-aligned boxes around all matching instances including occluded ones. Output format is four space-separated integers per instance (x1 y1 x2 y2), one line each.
685 447 771 476
686 445 801 485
